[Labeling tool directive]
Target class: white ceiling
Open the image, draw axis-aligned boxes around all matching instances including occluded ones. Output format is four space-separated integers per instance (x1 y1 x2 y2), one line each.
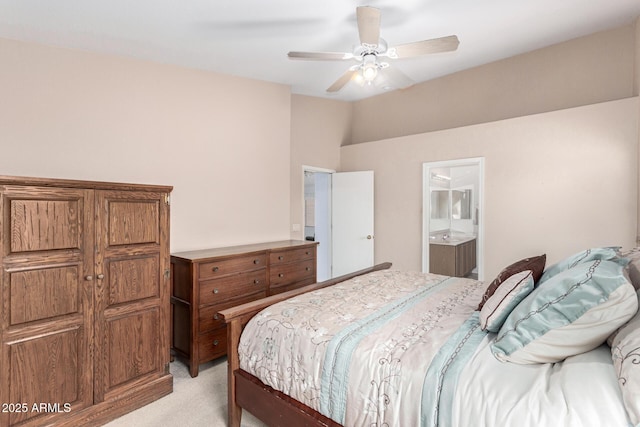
1 0 639 101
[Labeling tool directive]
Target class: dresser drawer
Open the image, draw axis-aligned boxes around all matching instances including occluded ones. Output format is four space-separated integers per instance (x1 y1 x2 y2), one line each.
198 253 266 280
270 246 315 265
198 291 267 333
198 328 227 363
270 259 316 288
200 269 267 305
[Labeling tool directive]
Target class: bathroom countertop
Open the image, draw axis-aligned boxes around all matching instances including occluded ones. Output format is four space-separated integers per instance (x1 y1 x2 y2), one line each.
429 236 476 246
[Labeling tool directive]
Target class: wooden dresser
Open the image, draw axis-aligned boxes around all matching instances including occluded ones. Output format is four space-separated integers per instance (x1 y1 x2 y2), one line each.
0 175 173 426
171 240 317 377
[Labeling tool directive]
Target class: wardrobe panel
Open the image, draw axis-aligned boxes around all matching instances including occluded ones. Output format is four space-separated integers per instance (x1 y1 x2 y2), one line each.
107 255 159 306
9 199 80 253
106 308 160 389
107 200 160 246
7 328 85 425
9 265 80 325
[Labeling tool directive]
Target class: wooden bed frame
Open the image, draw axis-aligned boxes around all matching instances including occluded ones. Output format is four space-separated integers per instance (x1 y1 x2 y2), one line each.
219 262 392 427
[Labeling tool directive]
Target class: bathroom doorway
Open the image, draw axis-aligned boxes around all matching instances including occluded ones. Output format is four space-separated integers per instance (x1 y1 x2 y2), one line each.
422 158 485 280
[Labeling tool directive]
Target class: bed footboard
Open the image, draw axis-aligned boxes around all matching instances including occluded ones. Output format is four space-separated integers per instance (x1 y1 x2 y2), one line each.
219 262 392 427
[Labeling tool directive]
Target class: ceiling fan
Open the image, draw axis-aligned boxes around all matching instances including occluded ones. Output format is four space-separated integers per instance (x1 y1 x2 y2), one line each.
287 6 459 93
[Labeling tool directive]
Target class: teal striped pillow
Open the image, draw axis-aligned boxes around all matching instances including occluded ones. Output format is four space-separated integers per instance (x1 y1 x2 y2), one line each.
537 246 627 286
491 259 638 364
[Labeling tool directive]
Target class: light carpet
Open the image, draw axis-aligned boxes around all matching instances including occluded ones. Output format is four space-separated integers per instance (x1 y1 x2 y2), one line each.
105 357 266 427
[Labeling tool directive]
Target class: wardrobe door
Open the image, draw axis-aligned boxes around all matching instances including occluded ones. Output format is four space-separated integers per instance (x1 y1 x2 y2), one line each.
0 186 94 426
93 190 170 403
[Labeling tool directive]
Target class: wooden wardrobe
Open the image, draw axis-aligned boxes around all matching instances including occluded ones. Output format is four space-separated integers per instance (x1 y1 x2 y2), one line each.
0 175 173 426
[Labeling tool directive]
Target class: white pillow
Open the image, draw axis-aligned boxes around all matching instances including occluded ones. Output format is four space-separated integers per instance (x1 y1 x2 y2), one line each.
610 292 640 425
479 270 534 333
491 259 638 364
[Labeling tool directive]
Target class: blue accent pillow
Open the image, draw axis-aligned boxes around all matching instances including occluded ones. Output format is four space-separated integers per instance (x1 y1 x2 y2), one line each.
537 246 627 286
491 259 638 364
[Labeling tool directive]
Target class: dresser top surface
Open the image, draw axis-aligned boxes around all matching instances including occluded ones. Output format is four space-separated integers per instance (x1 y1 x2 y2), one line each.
171 240 317 261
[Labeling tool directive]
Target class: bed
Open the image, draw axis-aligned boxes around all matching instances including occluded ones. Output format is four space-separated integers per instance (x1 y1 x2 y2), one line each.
220 248 640 427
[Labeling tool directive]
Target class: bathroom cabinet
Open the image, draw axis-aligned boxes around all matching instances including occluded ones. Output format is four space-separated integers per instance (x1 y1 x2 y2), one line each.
429 238 476 277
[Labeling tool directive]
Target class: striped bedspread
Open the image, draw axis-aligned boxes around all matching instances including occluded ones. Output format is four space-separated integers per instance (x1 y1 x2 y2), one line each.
238 269 485 426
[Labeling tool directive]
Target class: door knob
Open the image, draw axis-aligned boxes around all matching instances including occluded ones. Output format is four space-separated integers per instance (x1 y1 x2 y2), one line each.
367 235 373 240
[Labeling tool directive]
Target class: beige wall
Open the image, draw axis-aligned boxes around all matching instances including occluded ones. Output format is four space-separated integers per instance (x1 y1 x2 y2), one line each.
289 95 351 240
350 23 638 145
635 17 640 96
0 38 292 252
636 17 640 237
2 19 638 274
340 98 639 279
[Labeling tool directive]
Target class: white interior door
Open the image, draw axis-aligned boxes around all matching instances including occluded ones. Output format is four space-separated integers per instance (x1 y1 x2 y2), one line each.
331 171 374 277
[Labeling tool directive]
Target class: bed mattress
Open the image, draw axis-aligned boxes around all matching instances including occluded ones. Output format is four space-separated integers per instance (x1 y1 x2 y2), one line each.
238 269 631 426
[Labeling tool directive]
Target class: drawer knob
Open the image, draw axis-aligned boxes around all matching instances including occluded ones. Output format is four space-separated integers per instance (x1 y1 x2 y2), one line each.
278 273 284 278
306 251 310 255
85 275 93 281
212 266 219 272
278 256 284 260
213 340 219 346
213 289 219 294
254 279 260 284
253 259 260 264
306 267 310 271
213 314 220 320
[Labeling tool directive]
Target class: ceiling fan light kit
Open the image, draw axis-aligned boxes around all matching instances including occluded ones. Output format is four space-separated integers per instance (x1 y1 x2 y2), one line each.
361 54 379 81
286 6 460 94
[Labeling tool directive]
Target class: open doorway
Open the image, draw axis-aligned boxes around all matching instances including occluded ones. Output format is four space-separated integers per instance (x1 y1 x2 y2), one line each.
304 167 333 281
422 158 485 280
303 166 375 281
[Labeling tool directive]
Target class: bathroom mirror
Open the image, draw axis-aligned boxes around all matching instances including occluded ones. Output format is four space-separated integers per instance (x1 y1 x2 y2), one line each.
452 189 472 220
430 190 450 219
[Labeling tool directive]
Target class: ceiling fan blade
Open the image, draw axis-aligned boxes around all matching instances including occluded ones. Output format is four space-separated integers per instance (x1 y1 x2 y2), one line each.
393 35 460 58
356 6 381 45
327 69 358 93
288 51 354 61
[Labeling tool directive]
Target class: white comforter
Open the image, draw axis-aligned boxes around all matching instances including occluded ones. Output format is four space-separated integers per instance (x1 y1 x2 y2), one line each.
238 269 631 427
454 337 629 426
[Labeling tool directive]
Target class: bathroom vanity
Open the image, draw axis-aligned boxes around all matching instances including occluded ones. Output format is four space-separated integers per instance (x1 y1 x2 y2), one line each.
429 237 476 277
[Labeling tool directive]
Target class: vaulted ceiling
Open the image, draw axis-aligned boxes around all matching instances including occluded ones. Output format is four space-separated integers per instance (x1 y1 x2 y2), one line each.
1 0 639 101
